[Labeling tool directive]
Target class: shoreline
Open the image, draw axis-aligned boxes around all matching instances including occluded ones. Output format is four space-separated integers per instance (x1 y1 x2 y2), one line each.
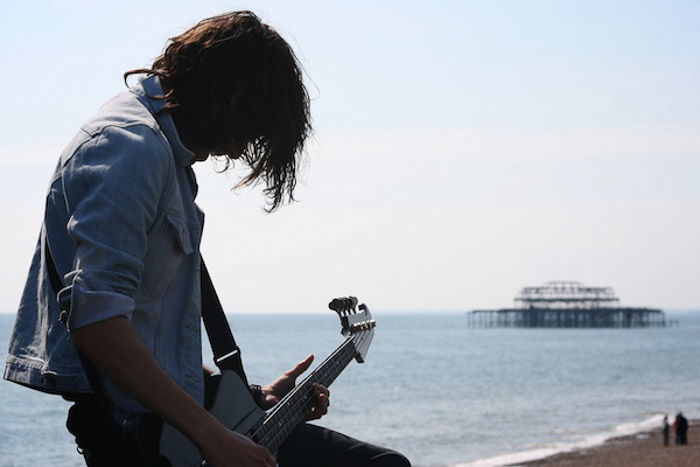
515 419 699 466
452 417 698 467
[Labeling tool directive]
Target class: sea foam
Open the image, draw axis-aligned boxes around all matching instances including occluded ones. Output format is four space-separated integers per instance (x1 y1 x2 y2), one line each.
451 413 683 467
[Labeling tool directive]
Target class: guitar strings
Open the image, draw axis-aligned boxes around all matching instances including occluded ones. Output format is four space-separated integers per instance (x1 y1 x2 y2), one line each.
252 330 373 451
255 339 357 449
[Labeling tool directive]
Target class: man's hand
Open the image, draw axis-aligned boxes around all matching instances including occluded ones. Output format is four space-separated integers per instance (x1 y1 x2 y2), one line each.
200 428 275 467
260 355 331 420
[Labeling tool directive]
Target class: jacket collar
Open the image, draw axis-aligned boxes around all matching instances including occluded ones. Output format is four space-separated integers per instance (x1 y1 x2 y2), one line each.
132 75 195 167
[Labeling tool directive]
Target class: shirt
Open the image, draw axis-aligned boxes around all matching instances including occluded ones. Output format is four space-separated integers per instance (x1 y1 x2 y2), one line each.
3 75 206 421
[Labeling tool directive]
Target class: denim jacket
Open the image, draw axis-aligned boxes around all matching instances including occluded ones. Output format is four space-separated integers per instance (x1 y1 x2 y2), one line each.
3 75 206 421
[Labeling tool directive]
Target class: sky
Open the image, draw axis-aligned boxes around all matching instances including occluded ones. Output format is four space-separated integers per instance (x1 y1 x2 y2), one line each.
1 1 699 312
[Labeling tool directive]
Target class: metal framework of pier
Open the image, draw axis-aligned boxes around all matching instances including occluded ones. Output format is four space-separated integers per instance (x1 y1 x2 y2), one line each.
467 281 671 328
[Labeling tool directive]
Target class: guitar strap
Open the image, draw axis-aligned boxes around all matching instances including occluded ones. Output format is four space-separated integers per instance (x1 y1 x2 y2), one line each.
44 238 249 393
199 260 249 386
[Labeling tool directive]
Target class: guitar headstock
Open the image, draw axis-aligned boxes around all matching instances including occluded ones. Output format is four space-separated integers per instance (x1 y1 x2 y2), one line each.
328 296 376 363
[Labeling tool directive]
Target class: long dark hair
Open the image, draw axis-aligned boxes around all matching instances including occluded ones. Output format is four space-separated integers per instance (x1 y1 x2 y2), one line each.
126 11 311 211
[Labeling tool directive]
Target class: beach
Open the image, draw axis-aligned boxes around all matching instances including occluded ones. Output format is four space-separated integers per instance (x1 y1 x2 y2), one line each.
520 420 699 466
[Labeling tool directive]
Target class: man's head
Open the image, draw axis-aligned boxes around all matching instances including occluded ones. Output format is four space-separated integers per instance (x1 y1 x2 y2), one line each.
131 11 311 211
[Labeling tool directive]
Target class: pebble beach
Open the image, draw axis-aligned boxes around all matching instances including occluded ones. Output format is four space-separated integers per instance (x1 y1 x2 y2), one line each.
521 420 698 466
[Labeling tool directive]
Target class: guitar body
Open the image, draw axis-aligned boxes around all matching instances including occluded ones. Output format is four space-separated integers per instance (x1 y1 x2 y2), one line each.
159 371 265 466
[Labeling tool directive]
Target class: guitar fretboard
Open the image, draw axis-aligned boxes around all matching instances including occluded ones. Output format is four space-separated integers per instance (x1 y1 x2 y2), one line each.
250 333 367 453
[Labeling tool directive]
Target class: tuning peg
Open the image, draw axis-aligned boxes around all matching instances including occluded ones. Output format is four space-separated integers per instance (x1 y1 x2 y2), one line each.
329 297 351 315
329 298 344 315
346 298 353 312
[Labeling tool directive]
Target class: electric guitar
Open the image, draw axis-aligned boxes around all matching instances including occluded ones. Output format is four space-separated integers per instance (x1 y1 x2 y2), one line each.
149 296 376 466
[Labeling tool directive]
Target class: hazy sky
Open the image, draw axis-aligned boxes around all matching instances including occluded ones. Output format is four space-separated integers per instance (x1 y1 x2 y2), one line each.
1 1 699 312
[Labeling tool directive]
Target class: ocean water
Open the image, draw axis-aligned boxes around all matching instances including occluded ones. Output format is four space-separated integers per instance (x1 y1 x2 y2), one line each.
1 311 699 467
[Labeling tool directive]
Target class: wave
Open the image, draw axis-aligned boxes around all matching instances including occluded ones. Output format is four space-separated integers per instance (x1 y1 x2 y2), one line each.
449 412 688 467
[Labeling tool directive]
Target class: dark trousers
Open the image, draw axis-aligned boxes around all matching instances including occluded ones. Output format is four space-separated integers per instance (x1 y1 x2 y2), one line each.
66 397 410 467
278 423 409 467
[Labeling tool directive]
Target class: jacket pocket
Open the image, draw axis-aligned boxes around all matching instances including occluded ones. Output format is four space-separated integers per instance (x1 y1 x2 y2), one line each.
140 212 193 298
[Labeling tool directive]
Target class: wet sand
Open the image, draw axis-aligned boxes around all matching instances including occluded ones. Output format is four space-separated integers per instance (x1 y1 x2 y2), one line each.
519 420 698 466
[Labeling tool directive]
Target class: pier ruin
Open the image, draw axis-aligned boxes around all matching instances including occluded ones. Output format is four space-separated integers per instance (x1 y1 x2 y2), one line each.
467 281 671 328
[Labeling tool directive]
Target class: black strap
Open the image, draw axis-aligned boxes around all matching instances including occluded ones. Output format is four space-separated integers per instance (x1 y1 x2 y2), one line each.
45 240 64 305
200 260 249 386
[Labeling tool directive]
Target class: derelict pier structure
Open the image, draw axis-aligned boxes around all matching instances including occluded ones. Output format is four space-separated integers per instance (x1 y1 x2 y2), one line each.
467 281 671 328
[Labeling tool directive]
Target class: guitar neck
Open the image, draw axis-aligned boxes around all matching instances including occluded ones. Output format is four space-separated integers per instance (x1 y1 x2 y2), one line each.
250 336 361 452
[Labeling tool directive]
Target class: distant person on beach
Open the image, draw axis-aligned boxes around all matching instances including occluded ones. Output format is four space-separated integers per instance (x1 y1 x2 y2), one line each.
3 11 409 467
662 415 670 446
674 412 689 445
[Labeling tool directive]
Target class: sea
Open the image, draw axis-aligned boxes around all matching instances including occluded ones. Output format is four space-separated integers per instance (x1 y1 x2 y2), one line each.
1 311 699 467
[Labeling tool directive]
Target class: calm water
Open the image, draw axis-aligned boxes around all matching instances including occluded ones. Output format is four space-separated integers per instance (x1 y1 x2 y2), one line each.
1 312 699 466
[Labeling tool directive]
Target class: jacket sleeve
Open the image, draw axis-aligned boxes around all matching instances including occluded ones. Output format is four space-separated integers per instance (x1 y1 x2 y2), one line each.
60 124 173 330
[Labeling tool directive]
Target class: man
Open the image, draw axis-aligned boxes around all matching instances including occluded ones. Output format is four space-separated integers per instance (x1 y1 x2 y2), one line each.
674 412 688 446
4 11 409 467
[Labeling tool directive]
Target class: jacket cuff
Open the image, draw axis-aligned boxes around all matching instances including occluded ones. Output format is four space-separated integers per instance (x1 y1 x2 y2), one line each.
65 280 135 331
